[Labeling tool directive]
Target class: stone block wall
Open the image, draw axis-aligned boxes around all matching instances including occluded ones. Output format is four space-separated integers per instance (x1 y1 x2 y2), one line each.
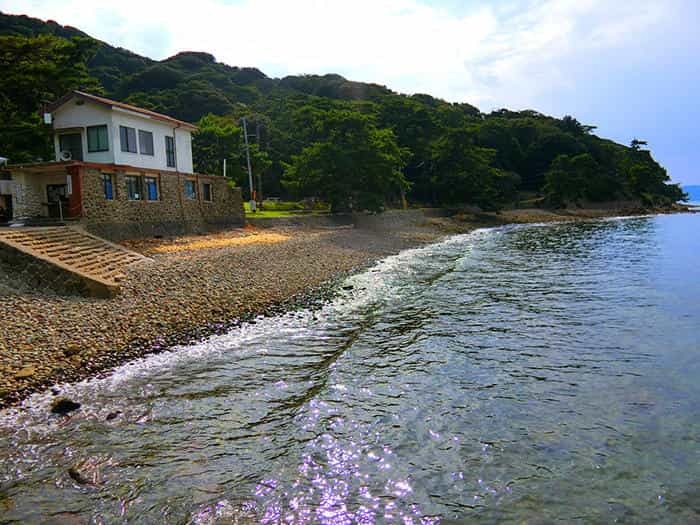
8 172 67 218
79 168 244 240
0 239 117 298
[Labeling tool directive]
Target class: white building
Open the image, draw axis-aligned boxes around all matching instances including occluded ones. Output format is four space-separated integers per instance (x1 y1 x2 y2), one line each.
0 92 244 236
49 90 196 173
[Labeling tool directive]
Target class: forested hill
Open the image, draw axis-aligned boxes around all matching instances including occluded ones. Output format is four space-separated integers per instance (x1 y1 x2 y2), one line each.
0 12 686 211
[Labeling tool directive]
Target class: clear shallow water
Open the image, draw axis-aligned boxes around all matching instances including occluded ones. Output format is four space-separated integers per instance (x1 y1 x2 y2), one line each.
1 214 699 524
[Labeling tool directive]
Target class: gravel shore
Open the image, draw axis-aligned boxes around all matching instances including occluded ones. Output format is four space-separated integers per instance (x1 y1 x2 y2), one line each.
0 220 468 407
1 206 686 407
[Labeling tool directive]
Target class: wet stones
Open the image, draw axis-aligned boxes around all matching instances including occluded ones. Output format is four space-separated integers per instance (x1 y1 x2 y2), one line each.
67 467 91 485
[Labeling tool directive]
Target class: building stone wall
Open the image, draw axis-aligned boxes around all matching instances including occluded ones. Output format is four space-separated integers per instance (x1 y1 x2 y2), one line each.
9 171 68 218
79 168 244 240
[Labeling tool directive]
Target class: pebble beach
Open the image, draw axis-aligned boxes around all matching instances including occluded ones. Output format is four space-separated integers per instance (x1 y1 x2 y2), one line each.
0 221 462 408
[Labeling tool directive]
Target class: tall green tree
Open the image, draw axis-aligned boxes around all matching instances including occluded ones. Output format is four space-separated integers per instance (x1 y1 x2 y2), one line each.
374 95 441 204
0 34 101 162
622 141 685 203
246 143 272 201
283 110 408 212
544 153 600 205
192 114 242 179
430 127 519 209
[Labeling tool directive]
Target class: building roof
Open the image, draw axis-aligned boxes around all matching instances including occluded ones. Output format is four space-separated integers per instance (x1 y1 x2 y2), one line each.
47 90 198 131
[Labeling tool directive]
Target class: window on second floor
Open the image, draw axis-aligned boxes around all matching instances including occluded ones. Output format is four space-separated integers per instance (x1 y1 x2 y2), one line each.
125 175 143 200
87 125 109 152
58 133 83 161
165 136 176 167
139 130 154 156
184 179 197 200
120 126 137 153
144 176 159 201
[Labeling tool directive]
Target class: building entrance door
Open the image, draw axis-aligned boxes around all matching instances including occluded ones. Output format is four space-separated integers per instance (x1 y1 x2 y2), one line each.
47 184 68 219
0 195 11 223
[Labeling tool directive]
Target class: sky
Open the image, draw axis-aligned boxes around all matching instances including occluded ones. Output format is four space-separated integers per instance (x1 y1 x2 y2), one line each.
2 0 699 185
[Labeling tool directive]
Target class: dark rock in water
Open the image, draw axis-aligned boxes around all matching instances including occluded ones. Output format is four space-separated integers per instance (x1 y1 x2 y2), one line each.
342 285 354 291
105 411 121 421
67 467 91 485
51 398 81 415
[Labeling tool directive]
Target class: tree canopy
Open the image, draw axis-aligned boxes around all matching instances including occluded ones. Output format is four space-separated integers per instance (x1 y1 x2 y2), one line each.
0 33 101 162
283 110 408 212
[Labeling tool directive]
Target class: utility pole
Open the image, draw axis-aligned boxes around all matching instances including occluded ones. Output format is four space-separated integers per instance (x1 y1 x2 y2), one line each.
223 158 227 178
242 117 256 212
256 120 263 207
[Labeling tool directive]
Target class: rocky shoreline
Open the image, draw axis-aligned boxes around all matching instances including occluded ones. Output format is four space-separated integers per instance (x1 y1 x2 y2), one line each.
0 220 472 409
0 207 688 409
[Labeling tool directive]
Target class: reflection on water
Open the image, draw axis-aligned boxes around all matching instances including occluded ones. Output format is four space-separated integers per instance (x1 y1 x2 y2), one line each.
1 214 699 524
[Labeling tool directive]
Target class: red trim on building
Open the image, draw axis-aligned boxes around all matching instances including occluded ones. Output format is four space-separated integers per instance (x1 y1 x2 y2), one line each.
4 161 222 180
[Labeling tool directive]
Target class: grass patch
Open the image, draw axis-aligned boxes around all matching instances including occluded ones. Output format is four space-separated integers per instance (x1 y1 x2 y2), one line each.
244 200 330 217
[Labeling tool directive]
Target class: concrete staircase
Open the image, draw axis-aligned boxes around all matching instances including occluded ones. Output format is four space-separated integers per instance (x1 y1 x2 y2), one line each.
0 227 148 298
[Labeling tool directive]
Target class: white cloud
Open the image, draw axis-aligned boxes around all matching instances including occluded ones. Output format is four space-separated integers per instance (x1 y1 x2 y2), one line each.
0 0 683 110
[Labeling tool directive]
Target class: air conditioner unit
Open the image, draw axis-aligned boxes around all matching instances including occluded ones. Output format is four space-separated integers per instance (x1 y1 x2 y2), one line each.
59 150 72 161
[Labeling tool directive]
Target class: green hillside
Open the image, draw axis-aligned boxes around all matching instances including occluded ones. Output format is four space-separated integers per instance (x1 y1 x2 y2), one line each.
0 11 686 211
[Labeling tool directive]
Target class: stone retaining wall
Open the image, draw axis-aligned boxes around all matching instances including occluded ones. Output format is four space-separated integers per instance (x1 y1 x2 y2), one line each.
9 171 67 219
0 239 117 298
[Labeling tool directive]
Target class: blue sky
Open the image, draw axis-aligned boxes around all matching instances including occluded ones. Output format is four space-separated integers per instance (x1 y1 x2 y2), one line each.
2 0 699 184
